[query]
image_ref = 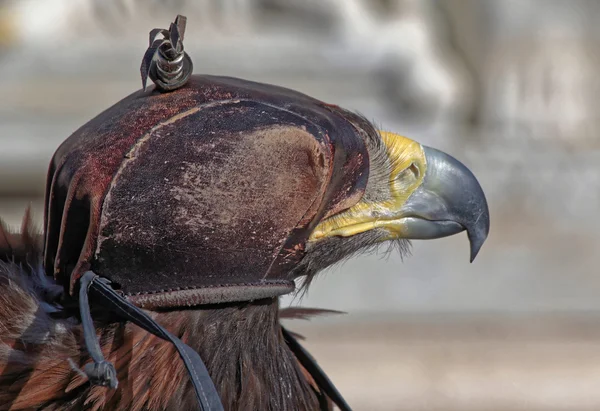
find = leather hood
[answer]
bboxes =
[43,75,372,309]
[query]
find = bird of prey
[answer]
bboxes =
[0,15,489,411]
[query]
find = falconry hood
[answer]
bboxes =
[44,52,371,311]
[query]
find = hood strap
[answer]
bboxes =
[282,326,352,411]
[78,271,224,411]
[78,272,118,388]
[78,270,348,411]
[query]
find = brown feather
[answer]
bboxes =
[280,307,346,321]
[0,207,43,267]
[279,307,346,341]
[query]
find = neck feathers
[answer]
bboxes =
[0,272,322,410]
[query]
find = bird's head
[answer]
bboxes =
[33,15,491,410]
[44,75,489,308]
[298,126,489,283]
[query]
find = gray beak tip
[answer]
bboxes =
[467,215,490,263]
[421,146,490,263]
[469,245,481,263]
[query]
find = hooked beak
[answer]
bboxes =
[399,146,489,261]
[310,134,490,262]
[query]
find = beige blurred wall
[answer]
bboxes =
[1,2,600,409]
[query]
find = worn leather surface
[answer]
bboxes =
[43,75,371,307]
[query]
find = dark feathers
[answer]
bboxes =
[295,228,411,292]
[0,207,42,267]
[279,307,346,321]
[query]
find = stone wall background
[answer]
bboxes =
[1,1,599,409]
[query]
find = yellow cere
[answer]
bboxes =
[309,131,427,241]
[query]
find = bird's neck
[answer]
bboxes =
[149,298,322,411]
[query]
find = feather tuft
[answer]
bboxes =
[280,307,346,321]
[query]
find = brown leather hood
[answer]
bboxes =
[43,75,371,309]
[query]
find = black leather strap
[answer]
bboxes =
[78,271,347,411]
[79,272,118,389]
[282,326,352,411]
[80,271,224,411]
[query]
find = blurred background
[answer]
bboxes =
[1,0,600,409]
